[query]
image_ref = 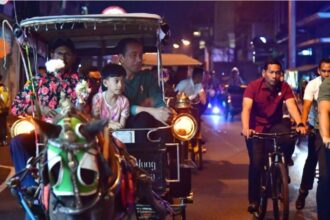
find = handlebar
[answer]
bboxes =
[251,131,298,140]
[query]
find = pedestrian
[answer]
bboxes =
[241,59,307,215]
[228,67,244,86]
[316,74,330,220]
[295,58,330,210]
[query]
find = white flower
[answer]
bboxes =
[45,59,65,73]
[75,80,91,104]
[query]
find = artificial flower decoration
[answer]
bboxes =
[45,59,65,75]
[75,80,91,104]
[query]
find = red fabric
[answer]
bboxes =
[243,77,294,132]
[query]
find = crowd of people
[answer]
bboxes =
[2,35,330,220]
[241,58,330,220]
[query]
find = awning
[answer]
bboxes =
[288,64,317,72]
[143,53,202,66]
[297,38,330,48]
[297,12,330,27]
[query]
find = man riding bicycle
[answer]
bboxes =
[241,59,307,214]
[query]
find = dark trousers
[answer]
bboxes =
[9,132,37,188]
[0,113,7,142]
[299,130,322,191]
[246,122,295,203]
[317,145,330,220]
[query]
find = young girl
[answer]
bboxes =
[92,64,129,130]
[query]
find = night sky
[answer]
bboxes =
[86,1,215,42]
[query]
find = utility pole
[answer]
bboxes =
[288,1,296,68]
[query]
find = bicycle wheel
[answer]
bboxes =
[257,169,268,220]
[271,163,289,220]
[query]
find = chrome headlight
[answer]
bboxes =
[171,113,198,141]
[10,118,35,137]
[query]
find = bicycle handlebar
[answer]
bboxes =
[251,131,298,139]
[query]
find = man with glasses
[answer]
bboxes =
[241,59,306,214]
[296,58,330,210]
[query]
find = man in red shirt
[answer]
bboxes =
[241,59,306,214]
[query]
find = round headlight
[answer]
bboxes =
[10,118,35,137]
[171,113,198,141]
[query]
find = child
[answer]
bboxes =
[92,64,129,130]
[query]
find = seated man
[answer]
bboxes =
[175,67,207,115]
[117,38,173,139]
[10,38,80,187]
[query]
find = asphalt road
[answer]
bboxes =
[0,115,318,220]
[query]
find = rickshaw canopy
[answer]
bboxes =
[143,53,202,66]
[19,13,163,56]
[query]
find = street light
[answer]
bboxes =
[181,39,191,46]
[173,43,180,49]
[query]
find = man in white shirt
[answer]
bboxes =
[296,58,330,210]
[175,67,207,106]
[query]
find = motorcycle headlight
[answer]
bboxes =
[10,118,35,137]
[171,113,198,141]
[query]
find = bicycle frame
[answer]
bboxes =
[251,131,297,220]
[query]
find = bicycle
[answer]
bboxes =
[251,131,297,220]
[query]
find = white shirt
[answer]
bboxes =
[175,78,204,100]
[303,76,323,127]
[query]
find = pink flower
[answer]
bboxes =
[62,82,67,89]
[48,99,56,109]
[38,77,46,87]
[41,87,49,95]
[71,74,79,80]
[11,106,17,115]
[71,91,77,99]
[49,82,58,92]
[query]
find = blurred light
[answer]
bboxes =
[193,31,201,37]
[259,37,267,43]
[199,40,206,49]
[209,115,221,126]
[298,48,312,56]
[102,6,126,15]
[0,0,9,5]
[207,103,212,109]
[173,43,180,49]
[212,106,220,114]
[181,39,191,46]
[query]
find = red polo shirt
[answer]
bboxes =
[243,77,294,132]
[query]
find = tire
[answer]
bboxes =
[271,163,289,220]
[257,169,268,220]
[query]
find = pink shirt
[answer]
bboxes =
[92,92,129,122]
